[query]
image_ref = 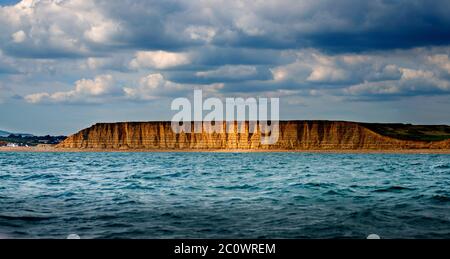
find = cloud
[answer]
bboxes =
[129,51,190,70]
[184,26,216,43]
[190,0,450,51]
[343,67,450,98]
[0,0,450,110]
[228,47,449,100]
[427,54,450,75]
[124,73,223,101]
[0,50,19,74]
[270,51,356,84]
[123,73,182,100]
[15,46,450,106]
[25,74,115,104]
[79,55,132,72]
[84,19,121,44]
[11,30,26,43]
[343,78,450,98]
[0,0,121,58]
[196,65,257,80]
[2,0,450,135]
[2,0,450,60]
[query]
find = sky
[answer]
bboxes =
[1,0,450,135]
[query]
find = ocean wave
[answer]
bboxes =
[1,152,449,238]
[433,164,450,169]
[373,186,415,193]
[0,215,55,222]
[431,195,450,203]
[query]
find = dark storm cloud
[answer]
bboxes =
[2,0,450,59]
[98,0,189,51]
[104,0,450,53]
[1,0,450,105]
[254,0,450,52]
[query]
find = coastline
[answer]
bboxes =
[2,146,450,154]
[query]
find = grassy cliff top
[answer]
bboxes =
[362,123,450,142]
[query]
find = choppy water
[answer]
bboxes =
[0,152,449,239]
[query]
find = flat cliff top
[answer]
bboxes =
[362,123,450,142]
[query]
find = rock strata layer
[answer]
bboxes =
[57,121,450,150]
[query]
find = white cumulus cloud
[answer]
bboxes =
[11,30,26,43]
[129,51,190,70]
[427,54,450,74]
[124,73,223,101]
[25,74,115,104]
[0,0,122,57]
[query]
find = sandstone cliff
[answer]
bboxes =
[57,121,450,150]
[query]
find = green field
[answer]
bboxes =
[363,123,450,142]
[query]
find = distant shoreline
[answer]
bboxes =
[2,146,450,154]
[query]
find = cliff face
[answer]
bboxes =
[57,121,450,150]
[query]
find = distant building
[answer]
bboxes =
[6,143,19,147]
[0,141,7,147]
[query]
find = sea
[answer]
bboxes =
[0,152,449,239]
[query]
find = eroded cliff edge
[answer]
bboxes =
[56,121,450,150]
